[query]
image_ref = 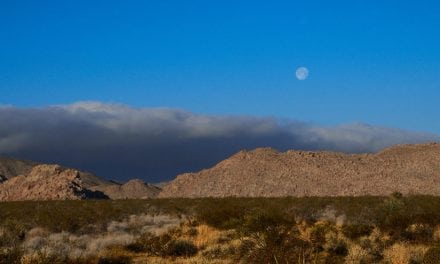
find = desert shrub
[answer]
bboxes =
[21,251,68,264]
[238,226,314,264]
[128,230,196,257]
[323,232,348,256]
[97,250,132,264]
[357,236,385,262]
[383,243,427,264]
[127,232,171,254]
[345,244,372,264]
[0,219,26,247]
[97,256,131,264]
[186,227,198,237]
[216,230,236,244]
[402,224,434,243]
[201,244,236,260]
[164,240,198,257]
[307,221,336,250]
[342,224,374,240]
[423,246,440,264]
[195,199,247,229]
[241,209,286,235]
[0,247,23,264]
[375,195,411,235]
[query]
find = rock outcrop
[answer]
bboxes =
[0,165,108,201]
[0,161,161,201]
[159,143,440,197]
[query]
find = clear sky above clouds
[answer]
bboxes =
[1,1,439,134]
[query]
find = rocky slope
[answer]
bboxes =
[159,143,440,197]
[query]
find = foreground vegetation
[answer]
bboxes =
[2,194,440,263]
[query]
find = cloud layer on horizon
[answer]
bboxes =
[0,101,438,182]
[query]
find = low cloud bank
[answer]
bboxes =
[0,102,438,182]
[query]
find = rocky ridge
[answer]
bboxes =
[159,143,440,197]
[0,160,161,201]
[0,164,107,201]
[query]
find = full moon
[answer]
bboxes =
[295,67,309,80]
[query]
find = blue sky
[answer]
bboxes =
[1,1,440,133]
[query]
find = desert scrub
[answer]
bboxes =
[128,227,197,258]
[237,225,315,264]
[4,197,440,263]
[165,240,198,257]
[20,214,181,262]
[0,247,23,264]
[201,244,236,260]
[402,223,434,243]
[0,219,26,247]
[0,220,26,264]
[341,223,374,240]
[423,245,440,264]
[306,221,337,250]
[383,243,428,264]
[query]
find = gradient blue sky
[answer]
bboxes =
[1,1,439,133]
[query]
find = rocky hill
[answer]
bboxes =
[0,159,161,201]
[159,143,440,197]
[0,165,108,201]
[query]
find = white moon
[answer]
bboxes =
[295,67,309,80]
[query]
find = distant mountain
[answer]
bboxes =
[0,157,37,180]
[0,159,161,201]
[91,179,161,199]
[159,143,440,197]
